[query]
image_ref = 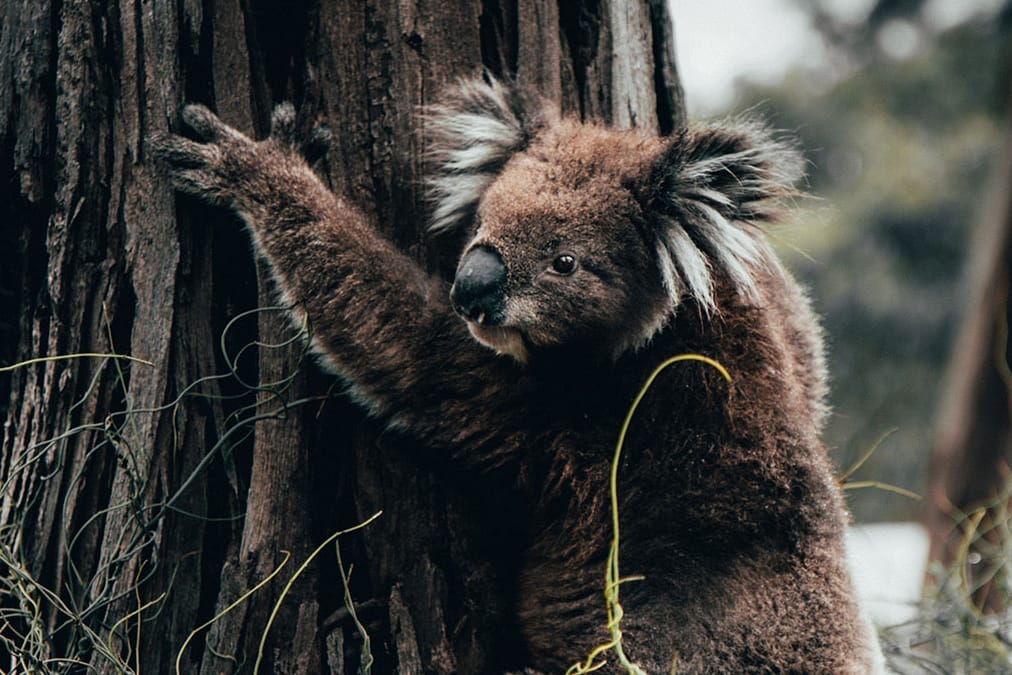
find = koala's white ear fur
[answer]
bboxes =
[424,76,545,234]
[648,119,804,312]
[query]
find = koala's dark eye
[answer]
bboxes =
[551,254,578,275]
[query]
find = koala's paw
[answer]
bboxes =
[269,103,332,167]
[149,104,256,206]
[151,103,331,206]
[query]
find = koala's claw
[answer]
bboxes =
[149,133,227,202]
[181,104,240,142]
[149,110,238,202]
[303,124,332,166]
[269,103,331,165]
[148,132,215,169]
[270,103,298,146]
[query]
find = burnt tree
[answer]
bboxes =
[0,0,683,672]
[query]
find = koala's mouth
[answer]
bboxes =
[466,322,529,364]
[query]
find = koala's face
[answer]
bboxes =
[449,122,671,362]
[430,78,803,364]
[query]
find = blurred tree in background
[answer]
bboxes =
[730,0,1011,523]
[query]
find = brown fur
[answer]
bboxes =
[151,82,883,673]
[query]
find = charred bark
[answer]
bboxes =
[0,1,683,672]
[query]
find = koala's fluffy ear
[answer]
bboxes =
[643,119,805,312]
[424,75,546,234]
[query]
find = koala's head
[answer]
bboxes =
[425,77,803,363]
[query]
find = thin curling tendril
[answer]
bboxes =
[567,354,731,675]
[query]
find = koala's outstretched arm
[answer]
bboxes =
[151,104,525,453]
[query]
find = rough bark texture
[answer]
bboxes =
[925,91,1012,611]
[0,1,683,672]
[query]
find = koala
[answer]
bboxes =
[152,77,885,673]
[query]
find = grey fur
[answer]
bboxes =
[425,77,546,234]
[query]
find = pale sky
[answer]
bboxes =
[669,0,1003,116]
[670,0,828,115]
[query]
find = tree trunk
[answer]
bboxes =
[924,87,1012,611]
[0,1,683,672]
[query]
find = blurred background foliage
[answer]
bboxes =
[723,0,1011,521]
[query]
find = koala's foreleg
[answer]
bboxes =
[151,104,525,448]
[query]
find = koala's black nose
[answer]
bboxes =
[451,245,507,324]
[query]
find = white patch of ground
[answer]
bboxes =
[846,522,930,627]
